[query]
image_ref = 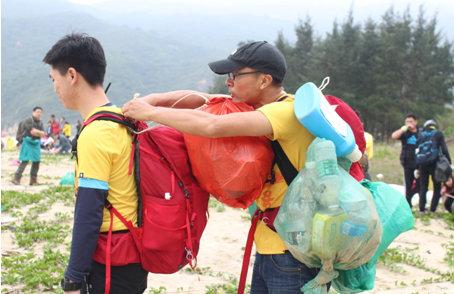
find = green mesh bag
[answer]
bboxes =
[332,180,415,293]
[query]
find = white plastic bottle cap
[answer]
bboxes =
[164,192,172,200]
[346,145,362,162]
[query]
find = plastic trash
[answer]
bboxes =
[183,97,273,208]
[59,172,75,186]
[274,138,382,294]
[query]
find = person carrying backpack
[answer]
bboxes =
[43,34,148,294]
[415,119,451,213]
[123,41,365,293]
[11,106,46,185]
[391,114,420,208]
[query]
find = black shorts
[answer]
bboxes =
[81,262,148,294]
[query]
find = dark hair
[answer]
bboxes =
[43,33,106,86]
[271,76,283,86]
[33,106,43,112]
[405,113,417,120]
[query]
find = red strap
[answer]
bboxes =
[103,201,143,294]
[237,212,259,294]
[105,208,114,294]
[84,113,123,126]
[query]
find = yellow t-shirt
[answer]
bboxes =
[75,105,138,232]
[256,95,314,254]
[63,123,72,137]
[364,132,374,160]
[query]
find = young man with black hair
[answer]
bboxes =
[12,106,46,185]
[123,41,321,292]
[391,114,420,208]
[43,33,147,294]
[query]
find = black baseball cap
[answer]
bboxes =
[208,41,287,81]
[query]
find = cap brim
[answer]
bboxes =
[208,58,244,75]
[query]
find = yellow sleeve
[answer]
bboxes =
[257,100,296,141]
[77,122,122,182]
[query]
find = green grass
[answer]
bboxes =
[14,216,70,247]
[1,186,74,292]
[1,186,74,213]
[2,247,67,293]
[368,143,403,184]
[209,197,226,212]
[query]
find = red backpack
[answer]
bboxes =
[75,112,210,292]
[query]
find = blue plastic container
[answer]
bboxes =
[294,82,362,162]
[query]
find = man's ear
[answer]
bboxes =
[67,67,78,85]
[259,74,273,89]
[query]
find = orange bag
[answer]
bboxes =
[183,97,273,208]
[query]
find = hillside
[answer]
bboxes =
[1,11,222,127]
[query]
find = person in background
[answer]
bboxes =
[11,106,46,185]
[441,170,454,213]
[360,131,374,180]
[391,114,420,208]
[49,114,61,140]
[76,120,83,134]
[63,119,72,138]
[415,119,451,213]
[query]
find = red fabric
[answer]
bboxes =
[136,126,210,273]
[50,121,60,135]
[184,97,274,208]
[93,232,141,266]
[325,95,366,181]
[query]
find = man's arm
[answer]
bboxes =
[30,128,46,138]
[64,185,106,284]
[122,98,273,138]
[391,126,407,140]
[140,90,228,109]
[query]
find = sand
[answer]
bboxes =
[1,150,452,293]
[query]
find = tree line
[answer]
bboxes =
[210,7,454,141]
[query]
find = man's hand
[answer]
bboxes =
[64,290,80,294]
[122,99,154,121]
[30,128,45,138]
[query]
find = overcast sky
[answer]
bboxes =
[69,0,453,40]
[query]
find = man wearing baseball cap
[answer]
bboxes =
[123,41,319,292]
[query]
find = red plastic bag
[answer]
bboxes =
[183,97,273,208]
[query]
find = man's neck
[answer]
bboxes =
[254,86,286,109]
[77,86,110,119]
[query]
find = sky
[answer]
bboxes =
[68,0,454,40]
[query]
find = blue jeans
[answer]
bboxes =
[251,251,319,293]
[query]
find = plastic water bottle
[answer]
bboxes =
[286,201,313,253]
[294,82,362,162]
[284,161,316,253]
[310,139,348,259]
[313,139,341,209]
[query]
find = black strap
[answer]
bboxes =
[271,140,298,186]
